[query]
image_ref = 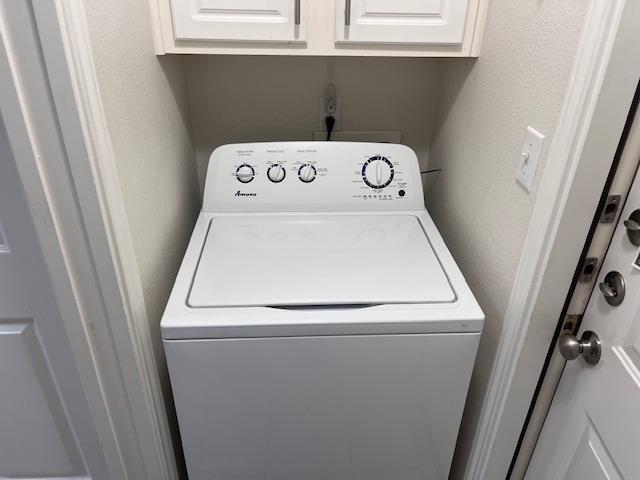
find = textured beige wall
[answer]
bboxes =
[184,55,443,190]
[426,1,587,478]
[83,1,199,461]
[84,0,199,332]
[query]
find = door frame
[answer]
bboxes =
[16,1,640,480]
[463,1,640,479]
[510,81,640,480]
[1,1,178,479]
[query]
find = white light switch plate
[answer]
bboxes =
[517,126,545,192]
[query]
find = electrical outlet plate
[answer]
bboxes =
[319,96,342,131]
[311,130,402,143]
[516,126,545,192]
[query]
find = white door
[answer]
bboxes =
[170,0,305,42]
[335,0,470,44]
[0,103,110,478]
[525,166,640,478]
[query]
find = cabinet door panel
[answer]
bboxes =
[365,0,443,15]
[170,0,304,42]
[337,0,470,45]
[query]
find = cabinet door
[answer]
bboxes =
[170,0,304,42]
[336,0,470,45]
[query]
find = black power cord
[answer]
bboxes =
[325,115,336,141]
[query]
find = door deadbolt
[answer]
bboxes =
[598,271,625,306]
[558,330,601,365]
[623,209,640,246]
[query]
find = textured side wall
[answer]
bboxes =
[83,1,199,468]
[184,55,443,190]
[426,1,587,478]
[83,0,199,337]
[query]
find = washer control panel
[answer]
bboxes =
[204,142,424,212]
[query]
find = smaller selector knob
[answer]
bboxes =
[235,164,255,183]
[267,164,286,183]
[298,164,317,183]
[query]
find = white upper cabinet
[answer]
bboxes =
[336,0,470,45]
[170,0,304,42]
[150,0,487,56]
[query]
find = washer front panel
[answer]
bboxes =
[166,333,480,480]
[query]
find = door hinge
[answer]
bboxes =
[600,194,621,223]
[578,257,598,283]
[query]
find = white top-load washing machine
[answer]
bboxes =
[162,142,484,480]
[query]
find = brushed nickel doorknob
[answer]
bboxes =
[558,330,601,365]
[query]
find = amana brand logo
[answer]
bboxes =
[235,190,257,197]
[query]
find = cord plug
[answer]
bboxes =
[325,115,336,141]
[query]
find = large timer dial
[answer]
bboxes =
[362,156,394,189]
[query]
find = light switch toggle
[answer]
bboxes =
[517,126,545,192]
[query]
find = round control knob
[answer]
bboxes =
[235,164,255,183]
[362,156,394,189]
[298,164,317,183]
[267,163,286,183]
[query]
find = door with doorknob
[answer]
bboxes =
[525,165,640,478]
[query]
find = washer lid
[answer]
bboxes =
[188,215,455,308]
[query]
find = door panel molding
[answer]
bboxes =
[614,346,640,389]
[563,416,622,480]
[0,321,84,477]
